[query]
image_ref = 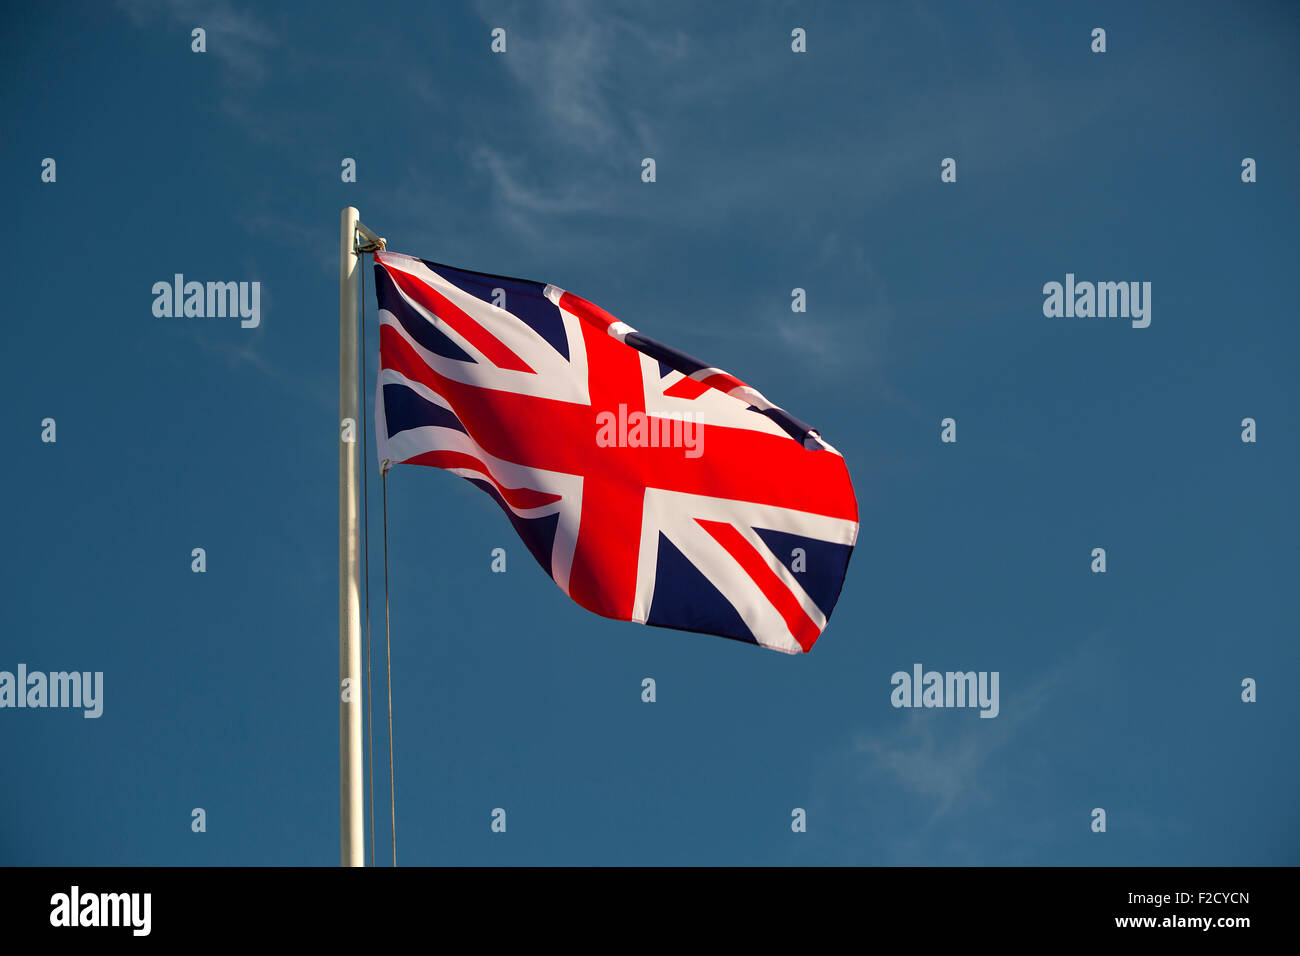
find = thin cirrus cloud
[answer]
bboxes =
[850,634,1103,821]
[475,0,686,157]
[117,0,278,85]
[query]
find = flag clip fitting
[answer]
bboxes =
[354,221,386,254]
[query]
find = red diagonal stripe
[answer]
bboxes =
[663,376,711,399]
[382,262,535,373]
[558,290,622,334]
[406,450,561,510]
[698,371,745,393]
[694,519,821,652]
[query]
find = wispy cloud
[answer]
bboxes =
[242,212,337,278]
[462,0,694,239]
[117,0,278,85]
[469,145,613,241]
[851,633,1105,818]
[147,320,333,412]
[478,0,687,159]
[788,633,1109,864]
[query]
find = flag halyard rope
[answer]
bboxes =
[381,458,396,866]
[360,251,376,868]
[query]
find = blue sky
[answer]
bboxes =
[1,0,1296,865]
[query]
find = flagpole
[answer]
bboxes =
[340,208,386,867]
[339,207,365,866]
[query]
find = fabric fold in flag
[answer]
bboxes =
[373,250,859,653]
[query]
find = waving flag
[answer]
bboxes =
[373,251,858,653]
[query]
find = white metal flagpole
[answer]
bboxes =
[340,207,386,867]
[339,207,365,866]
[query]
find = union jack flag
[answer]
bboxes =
[373,251,858,653]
